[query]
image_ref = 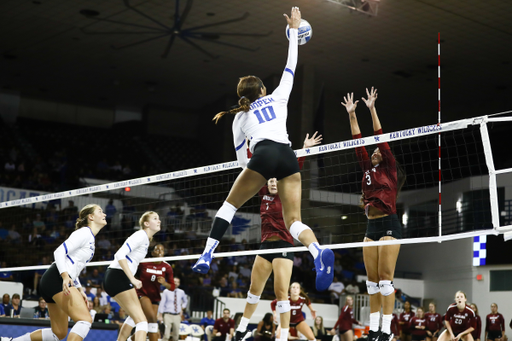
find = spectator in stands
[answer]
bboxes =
[343,279,360,295]
[213,308,235,341]
[33,297,50,319]
[312,316,326,341]
[328,277,345,304]
[228,265,239,282]
[32,256,49,295]
[0,301,4,317]
[5,159,16,172]
[88,300,97,321]
[400,301,415,341]
[2,293,11,315]
[334,260,343,274]
[255,313,275,341]
[86,267,104,288]
[470,304,481,341]
[28,226,44,249]
[425,303,443,341]
[92,296,103,314]
[105,199,117,227]
[7,224,21,244]
[201,310,216,331]
[96,287,110,306]
[103,304,115,320]
[85,283,95,301]
[0,261,14,281]
[32,214,45,232]
[22,217,33,231]
[485,303,505,341]
[227,282,243,298]
[6,293,21,317]
[62,200,78,218]
[97,234,112,250]
[410,307,427,341]
[114,308,129,326]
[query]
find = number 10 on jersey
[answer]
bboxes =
[254,106,276,124]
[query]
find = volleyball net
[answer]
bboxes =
[1,113,512,275]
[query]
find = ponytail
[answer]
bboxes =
[212,96,251,124]
[75,204,99,230]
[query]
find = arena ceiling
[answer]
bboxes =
[0,0,511,131]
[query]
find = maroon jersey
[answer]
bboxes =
[472,315,482,340]
[214,318,235,336]
[425,312,443,332]
[354,129,397,215]
[391,314,399,336]
[271,295,310,324]
[334,305,357,331]
[410,317,427,336]
[486,313,505,332]
[259,187,294,244]
[445,304,476,335]
[136,261,174,302]
[400,311,415,334]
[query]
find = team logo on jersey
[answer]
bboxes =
[162,267,166,271]
[387,230,392,236]
[283,252,287,257]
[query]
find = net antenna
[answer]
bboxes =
[326,0,380,17]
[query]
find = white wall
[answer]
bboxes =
[396,238,474,310]
[471,265,512,327]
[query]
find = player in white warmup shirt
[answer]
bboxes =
[192,10,334,341]
[103,211,161,341]
[2,204,106,341]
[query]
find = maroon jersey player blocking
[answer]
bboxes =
[342,88,405,341]
[438,291,475,341]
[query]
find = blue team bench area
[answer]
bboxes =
[0,318,118,340]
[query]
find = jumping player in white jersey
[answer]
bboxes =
[192,7,334,297]
[103,211,161,341]
[2,204,106,341]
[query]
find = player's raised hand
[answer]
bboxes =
[342,92,359,114]
[303,131,323,148]
[361,87,378,110]
[284,6,301,29]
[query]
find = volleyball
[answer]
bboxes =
[286,19,312,45]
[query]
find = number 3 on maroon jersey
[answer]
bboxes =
[366,173,372,185]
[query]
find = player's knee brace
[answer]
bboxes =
[216,201,237,222]
[247,291,261,304]
[290,221,311,242]
[148,323,159,333]
[276,300,291,314]
[125,316,136,328]
[69,321,92,339]
[136,321,149,333]
[41,328,60,341]
[366,280,380,295]
[379,280,395,296]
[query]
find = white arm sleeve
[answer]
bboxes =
[53,229,85,275]
[114,231,144,262]
[233,115,248,169]
[271,28,298,101]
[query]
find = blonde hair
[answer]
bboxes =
[139,211,157,230]
[75,204,99,230]
[455,290,467,299]
[312,316,325,337]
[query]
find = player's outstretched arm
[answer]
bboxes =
[362,87,382,132]
[342,92,361,136]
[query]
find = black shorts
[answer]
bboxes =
[412,335,426,341]
[487,331,503,340]
[39,263,64,304]
[339,330,350,335]
[104,268,134,297]
[247,140,300,180]
[366,214,402,240]
[258,240,294,263]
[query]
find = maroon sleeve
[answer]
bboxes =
[247,148,252,158]
[271,299,277,312]
[374,129,390,151]
[476,316,482,338]
[333,309,345,330]
[352,133,370,170]
[500,314,505,331]
[259,186,268,198]
[165,262,175,291]
[437,314,443,330]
